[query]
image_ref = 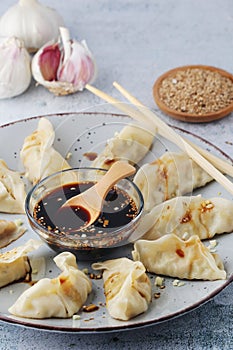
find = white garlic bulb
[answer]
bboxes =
[0,0,64,53]
[32,27,97,96]
[0,37,31,99]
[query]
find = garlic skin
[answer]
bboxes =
[32,27,97,96]
[0,0,64,53]
[0,37,31,99]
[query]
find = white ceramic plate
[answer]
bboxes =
[0,112,233,333]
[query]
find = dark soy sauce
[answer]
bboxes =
[55,204,91,231]
[33,182,138,236]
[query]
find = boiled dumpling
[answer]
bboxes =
[0,239,42,287]
[0,159,26,213]
[135,195,233,241]
[9,252,92,319]
[133,152,212,211]
[92,124,154,169]
[0,219,26,248]
[20,118,75,185]
[132,234,226,280]
[92,257,151,321]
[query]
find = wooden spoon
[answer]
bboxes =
[60,161,136,229]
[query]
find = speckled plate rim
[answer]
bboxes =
[0,111,233,334]
[153,65,233,123]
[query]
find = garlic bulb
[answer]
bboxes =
[0,0,64,53]
[0,37,31,99]
[32,27,97,96]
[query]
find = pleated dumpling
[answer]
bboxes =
[132,234,226,280]
[0,239,42,288]
[9,252,92,319]
[0,159,26,213]
[92,257,151,321]
[20,118,75,185]
[0,219,26,248]
[133,152,212,211]
[92,124,154,169]
[137,195,233,241]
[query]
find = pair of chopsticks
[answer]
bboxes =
[85,83,233,196]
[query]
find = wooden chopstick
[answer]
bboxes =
[87,82,233,177]
[85,83,233,196]
[112,81,233,193]
[182,138,233,177]
[85,85,156,133]
[112,82,233,178]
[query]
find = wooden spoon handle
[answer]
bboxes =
[93,161,136,200]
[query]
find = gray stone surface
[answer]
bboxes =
[0,0,233,349]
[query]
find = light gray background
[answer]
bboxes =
[0,0,233,349]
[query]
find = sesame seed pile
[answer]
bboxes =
[159,68,233,115]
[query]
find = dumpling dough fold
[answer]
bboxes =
[134,196,233,241]
[132,235,226,280]
[92,257,151,321]
[0,239,42,287]
[9,252,92,319]
[0,159,26,213]
[133,152,212,211]
[20,118,74,185]
[0,219,26,248]
[92,124,154,169]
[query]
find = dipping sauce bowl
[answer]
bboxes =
[25,167,144,259]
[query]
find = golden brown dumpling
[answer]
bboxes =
[0,219,26,248]
[20,118,75,185]
[92,257,151,321]
[134,152,212,211]
[92,124,154,169]
[9,252,92,319]
[136,195,233,241]
[132,234,226,280]
[0,159,26,213]
[0,239,42,288]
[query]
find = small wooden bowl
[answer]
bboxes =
[153,65,233,123]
